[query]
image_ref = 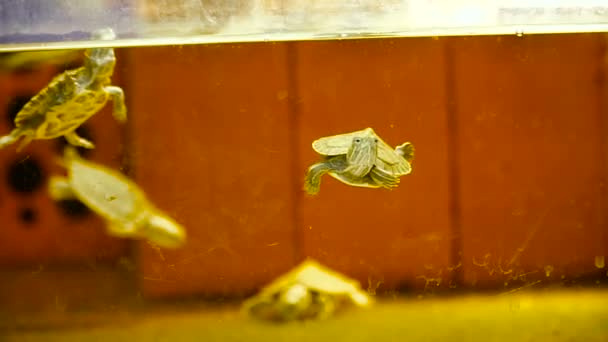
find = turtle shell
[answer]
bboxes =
[312,127,412,177]
[312,127,375,156]
[256,259,370,306]
[15,68,110,139]
[64,149,148,224]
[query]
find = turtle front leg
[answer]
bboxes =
[65,131,95,149]
[104,86,127,123]
[304,161,334,195]
[48,176,76,200]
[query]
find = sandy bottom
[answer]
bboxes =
[3,289,608,341]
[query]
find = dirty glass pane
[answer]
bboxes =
[1,0,608,50]
[1,0,607,341]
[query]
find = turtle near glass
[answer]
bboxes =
[304,127,414,195]
[48,147,186,248]
[0,28,126,151]
[242,259,371,322]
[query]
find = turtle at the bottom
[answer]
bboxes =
[48,147,186,248]
[0,28,126,151]
[304,127,414,195]
[242,259,371,322]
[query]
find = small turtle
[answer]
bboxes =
[242,259,371,322]
[0,28,126,151]
[48,147,186,248]
[304,127,414,195]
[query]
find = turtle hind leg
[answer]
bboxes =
[104,86,127,123]
[65,131,95,149]
[0,128,25,149]
[48,176,76,200]
[396,142,415,162]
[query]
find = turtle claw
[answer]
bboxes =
[304,180,320,196]
[303,174,321,196]
[65,131,95,149]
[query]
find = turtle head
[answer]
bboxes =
[84,28,117,81]
[345,135,377,177]
[142,212,187,249]
[91,28,116,41]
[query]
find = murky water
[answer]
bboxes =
[0,29,607,340]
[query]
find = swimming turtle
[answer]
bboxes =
[48,147,186,248]
[0,28,126,151]
[242,259,371,322]
[304,127,414,195]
